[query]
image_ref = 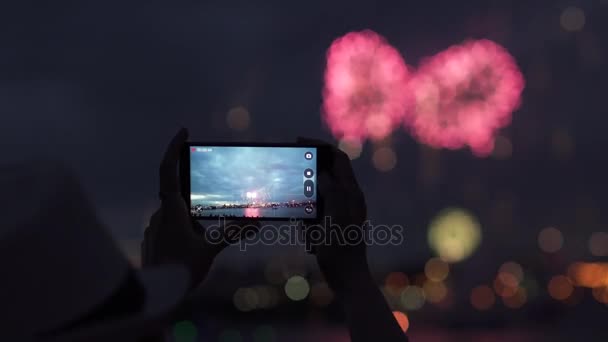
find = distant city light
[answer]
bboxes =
[538,227,564,253]
[392,311,410,332]
[548,275,574,301]
[424,258,450,282]
[372,146,397,172]
[226,106,250,131]
[400,286,426,310]
[428,208,482,263]
[589,232,608,256]
[323,30,411,142]
[471,285,495,310]
[560,7,586,32]
[285,276,310,301]
[494,275,518,298]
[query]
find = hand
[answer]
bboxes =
[297,138,369,293]
[142,128,257,289]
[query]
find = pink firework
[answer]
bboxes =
[406,39,524,156]
[323,30,411,142]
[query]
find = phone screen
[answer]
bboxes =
[189,145,318,220]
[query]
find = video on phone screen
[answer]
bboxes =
[190,146,317,219]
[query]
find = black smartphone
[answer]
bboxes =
[181,143,325,221]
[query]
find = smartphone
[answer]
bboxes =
[181,143,324,221]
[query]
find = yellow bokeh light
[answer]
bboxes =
[428,208,482,263]
[400,286,425,310]
[425,258,449,282]
[589,232,608,257]
[392,311,410,332]
[372,146,397,172]
[538,227,563,253]
[339,139,363,160]
[284,275,310,301]
[226,106,250,131]
[471,285,495,311]
[560,7,585,32]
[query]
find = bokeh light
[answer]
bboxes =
[502,287,527,309]
[285,275,310,301]
[400,286,426,310]
[425,258,450,282]
[423,280,448,303]
[392,311,410,332]
[589,232,608,256]
[385,272,409,296]
[498,262,524,285]
[323,30,411,142]
[226,106,250,131]
[494,275,518,298]
[492,135,513,159]
[538,227,564,253]
[428,208,482,263]
[471,285,495,310]
[548,275,573,301]
[592,287,608,304]
[173,320,197,342]
[338,139,363,160]
[568,262,608,288]
[310,282,334,307]
[405,39,524,156]
[218,329,243,342]
[372,146,397,172]
[560,7,585,32]
[253,325,276,342]
[233,287,259,312]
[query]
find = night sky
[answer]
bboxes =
[2,0,608,271]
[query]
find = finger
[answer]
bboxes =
[330,147,361,190]
[159,128,188,197]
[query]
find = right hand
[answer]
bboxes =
[297,138,369,293]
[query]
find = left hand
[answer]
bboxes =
[142,128,258,289]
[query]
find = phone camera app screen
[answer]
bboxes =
[190,146,317,219]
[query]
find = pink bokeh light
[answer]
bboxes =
[405,39,525,156]
[322,30,412,142]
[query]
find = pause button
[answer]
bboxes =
[304,180,314,197]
